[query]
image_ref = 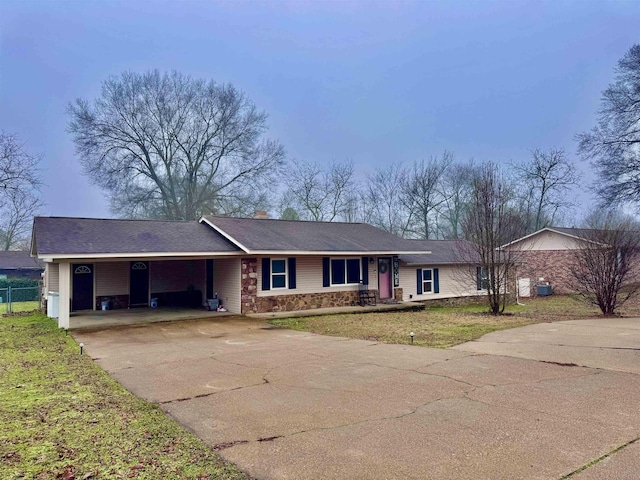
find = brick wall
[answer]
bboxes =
[517,250,577,295]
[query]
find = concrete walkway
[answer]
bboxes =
[74,317,640,480]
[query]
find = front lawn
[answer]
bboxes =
[0,301,40,314]
[0,313,247,480]
[269,295,608,348]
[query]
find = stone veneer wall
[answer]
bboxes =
[255,290,364,313]
[240,258,258,314]
[516,250,577,295]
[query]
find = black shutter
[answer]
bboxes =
[476,266,482,290]
[322,257,330,287]
[416,269,423,295]
[262,258,270,291]
[361,256,369,285]
[288,258,296,289]
[434,268,440,294]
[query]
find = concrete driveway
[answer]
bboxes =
[74,317,640,480]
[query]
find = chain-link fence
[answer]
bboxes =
[0,285,41,314]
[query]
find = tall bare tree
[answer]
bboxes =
[511,148,581,233]
[0,132,43,250]
[364,163,412,236]
[460,163,523,314]
[403,152,453,239]
[577,44,640,209]
[283,159,357,222]
[67,70,285,220]
[439,159,474,239]
[568,210,640,315]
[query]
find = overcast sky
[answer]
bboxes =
[1,0,639,220]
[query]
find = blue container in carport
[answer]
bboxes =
[101,300,109,310]
[537,285,552,296]
[150,298,158,308]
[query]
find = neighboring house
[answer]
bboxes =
[0,251,44,281]
[32,216,436,329]
[501,227,595,295]
[398,239,484,301]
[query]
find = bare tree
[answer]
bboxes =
[364,163,412,236]
[439,159,474,239]
[511,148,581,233]
[577,45,640,209]
[1,190,43,250]
[67,70,285,220]
[460,163,523,314]
[403,152,453,239]
[0,132,43,250]
[568,210,640,315]
[283,159,357,221]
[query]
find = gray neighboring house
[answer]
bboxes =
[31,216,432,329]
[398,239,483,301]
[0,251,44,281]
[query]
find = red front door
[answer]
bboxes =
[378,257,392,299]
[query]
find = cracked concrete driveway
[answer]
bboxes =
[74,317,640,480]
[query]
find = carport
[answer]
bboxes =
[47,256,242,329]
[31,217,244,329]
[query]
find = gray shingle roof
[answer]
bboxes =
[202,216,421,253]
[32,217,240,256]
[399,239,479,265]
[547,227,600,239]
[0,251,44,269]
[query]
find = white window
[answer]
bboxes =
[331,258,361,285]
[271,259,287,289]
[422,269,433,293]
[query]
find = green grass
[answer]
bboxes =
[0,300,40,314]
[0,313,248,480]
[270,296,608,349]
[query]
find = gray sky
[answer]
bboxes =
[1,0,639,219]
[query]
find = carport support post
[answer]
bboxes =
[58,263,71,330]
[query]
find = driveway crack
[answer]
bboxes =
[558,436,640,479]
[159,378,269,405]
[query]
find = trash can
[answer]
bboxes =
[150,298,158,308]
[101,299,110,311]
[207,298,219,310]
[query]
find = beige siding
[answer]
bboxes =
[257,256,376,297]
[150,260,205,294]
[95,262,129,296]
[510,231,582,251]
[212,258,240,314]
[400,264,479,301]
[46,263,59,293]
